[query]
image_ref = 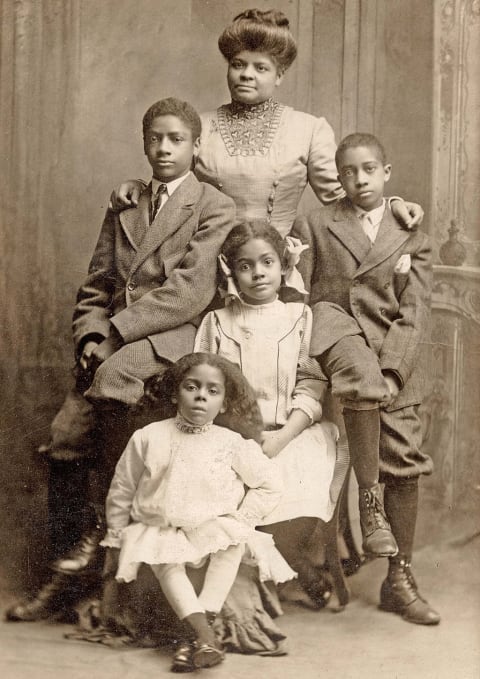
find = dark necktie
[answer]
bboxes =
[150,183,168,224]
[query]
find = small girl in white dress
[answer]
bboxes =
[101,352,294,673]
[195,221,348,605]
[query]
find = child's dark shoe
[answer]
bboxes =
[170,642,195,673]
[192,641,225,669]
[296,561,333,609]
[358,484,398,557]
[379,556,440,625]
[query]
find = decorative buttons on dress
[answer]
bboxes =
[218,183,223,189]
[384,282,390,289]
[380,308,387,315]
[273,180,279,187]
[244,330,252,339]
[127,282,136,291]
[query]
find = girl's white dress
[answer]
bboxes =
[101,417,296,584]
[195,298,346,524]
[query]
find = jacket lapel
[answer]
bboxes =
[355,208,411,277]
[118,184,152,251]
[327,199,372,264]
[129,174,200,273]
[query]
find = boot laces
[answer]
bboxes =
[362,489,389,531]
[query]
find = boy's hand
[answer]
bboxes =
[383,372,401,401]
[261,429,288,459]
[90,331,124,370]
[109,180,144,211]
[391,200,424,230]
[80,340,100,371]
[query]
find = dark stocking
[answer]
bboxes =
[48,458,90,559]
[343,407,380,488]
[383,476,419,559]
[90,402,134,509]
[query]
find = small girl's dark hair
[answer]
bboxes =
[142,97,202,141]
[221,219,286,271]
[137,352,264,443]
[218,8,297,72]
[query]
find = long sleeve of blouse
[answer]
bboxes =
[102,429,147,548]
[307,115,345,206]
[231,440,283,526]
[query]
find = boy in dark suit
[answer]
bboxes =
[292,133,439,625]
[7,98,236,621]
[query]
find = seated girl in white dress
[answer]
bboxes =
[100,352,294,673]
[194,221,348,603]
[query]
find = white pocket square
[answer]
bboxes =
[394,254,411,274]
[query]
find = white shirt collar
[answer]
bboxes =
[151,171,190,197]
[353,198,386,227]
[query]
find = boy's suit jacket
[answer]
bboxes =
[73,174,235,363]
[292,197,432,411]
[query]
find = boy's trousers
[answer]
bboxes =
[45,338,171,555]
[47,338,171,463]
[320,335,433,481]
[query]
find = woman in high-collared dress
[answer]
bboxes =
[115,10,421,234]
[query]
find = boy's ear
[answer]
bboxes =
[171,396,177,404]
[192,137,201,159]
[384,164,392,182]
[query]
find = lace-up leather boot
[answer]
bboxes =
[51,504,105,575]
[358,483,398,557]
[380,555,440,625]
[5,572,96,622]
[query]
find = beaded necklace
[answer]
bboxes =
[174,413,213,435]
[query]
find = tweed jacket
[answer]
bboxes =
[72,174,235,363]
[292,198,432,411]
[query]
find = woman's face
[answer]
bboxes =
[227,50,283,105]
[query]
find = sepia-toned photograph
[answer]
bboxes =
[1,1,479,677]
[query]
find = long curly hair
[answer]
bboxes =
[218,8,297,72]
[137,353,264,443]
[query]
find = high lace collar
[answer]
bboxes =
[228,98,279,118]
[217,98,284,156]
[174,413,213,435]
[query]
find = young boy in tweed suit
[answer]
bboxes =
[292,133,439,625]
[7,98,236,622]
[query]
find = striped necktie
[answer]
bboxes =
[150,183,168,224]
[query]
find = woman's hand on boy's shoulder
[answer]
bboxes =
[109,179,145,211]
[391,199,424,230]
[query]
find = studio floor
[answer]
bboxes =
[1,517,479,679]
